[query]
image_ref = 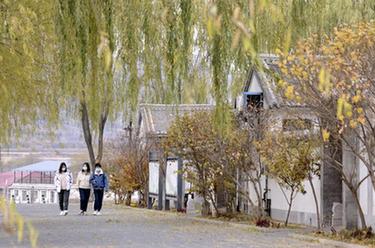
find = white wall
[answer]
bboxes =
[268,176,320,226]
[248,175,321,226]
[248,73,263,94]
[149,162,159,194]
[267,176,320,213]
[358,158,375,228]
[166,160,178,196]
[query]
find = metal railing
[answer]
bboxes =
[13,171,54,184]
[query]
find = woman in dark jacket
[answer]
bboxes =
[90,163,109,215]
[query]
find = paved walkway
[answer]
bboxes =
[0,203,360,248]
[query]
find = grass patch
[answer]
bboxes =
[314,227,375,247]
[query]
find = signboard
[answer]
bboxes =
[166,160,178,196]
[148,161,159,194]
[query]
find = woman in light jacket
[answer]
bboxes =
[54,162,73,216]
[77,162,91,215]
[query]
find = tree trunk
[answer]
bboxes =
[201,187,211,216]
[142,182,148,208]
[250,178,263,217]
[208,191,219,217]
[308,173,321,229]
[285,189,295,227]
[125,191,132,206]
[96,105,109,163]
[81,100,96,166]
[351,188,367,229]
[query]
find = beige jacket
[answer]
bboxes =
[77,171,91,189]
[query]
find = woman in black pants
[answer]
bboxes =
[54,162,73,216]
[90,163,109,215]
[77,162,91,215]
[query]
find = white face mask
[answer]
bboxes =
[95,168,102,174]
[82,166,87,171]
[62,167,67,172]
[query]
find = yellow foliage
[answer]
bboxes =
[337,97,344,121]
[0,197,38,247]
[343,102,353,118]
[322,129,330,142]
[207,19,214,37]
[349,119,358,128]
[284,85,295,100]
[318,68,331,93]
[277,79,287,88]
[27,221,39,248]
[278,21,375,134]
[358,115,366,124]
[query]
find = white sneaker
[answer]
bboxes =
[64,210,68,216]
[93,211,97,215]
[96,211,102,216]
[59,211,65,216]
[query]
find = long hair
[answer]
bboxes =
[59,162,67,174]
[82,162,91,173]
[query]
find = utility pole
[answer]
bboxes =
[124,121,133,143]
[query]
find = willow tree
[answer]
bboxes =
[0,1,57,246]
[0,0,58,144]
[230,0,375,89]
[56,0,117,165]
[2,0,375,164]
[138,0,207,105]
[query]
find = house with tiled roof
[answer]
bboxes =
[233,54,324,227]
[137,104,215,211]
[138,104,215,138]
[235,54,375,230]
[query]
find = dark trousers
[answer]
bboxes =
[94,189,104,211]
[79,188,91,211]
[58,190,70,211]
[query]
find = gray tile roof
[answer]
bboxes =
[138,104,215,136]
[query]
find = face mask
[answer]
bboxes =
[82,167,87,171]
[95,168,102,174]
[62,167,67,172]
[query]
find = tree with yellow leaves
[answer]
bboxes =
[106,134,151,207]
[277,21,375,228]
[257,132,320,227]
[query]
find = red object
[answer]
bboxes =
[0,172,15,188]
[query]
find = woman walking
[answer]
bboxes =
[77,162,91,215]
[90,163,109,215]
[54,162,73,216]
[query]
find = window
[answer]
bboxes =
[282,119,312,132]
[245,93,263,110]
